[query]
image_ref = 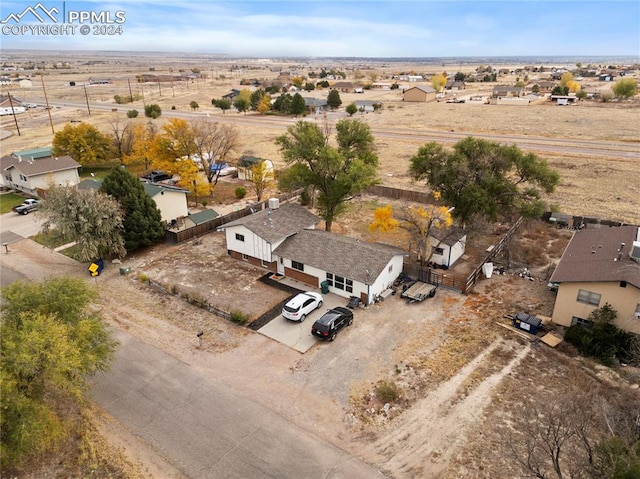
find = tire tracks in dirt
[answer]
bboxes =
[362,338,530,478]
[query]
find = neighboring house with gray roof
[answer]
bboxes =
[218,201,320,270]
[274,229,405,304]
[78,178,190,224]
[1,147,80,195]
[549,225,640,333]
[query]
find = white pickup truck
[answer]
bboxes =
[12,198,39,215]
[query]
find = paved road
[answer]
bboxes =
[92,329,386,479]
[22,99,640,161]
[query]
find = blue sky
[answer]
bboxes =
[1,1,639,57]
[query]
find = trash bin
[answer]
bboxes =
[320,280,329,294]
[119,266,131,275]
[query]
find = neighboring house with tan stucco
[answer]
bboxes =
[403,85,436,102]
[549,225,640,334]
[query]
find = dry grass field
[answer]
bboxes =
[2,53,639,223]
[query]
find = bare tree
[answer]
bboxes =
[191,120,239,189]
[107,115,135,163]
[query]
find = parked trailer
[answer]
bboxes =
[401,281,437,303]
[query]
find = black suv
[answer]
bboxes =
[142,170,171,182]
[311,306,354,341]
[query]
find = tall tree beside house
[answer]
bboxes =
[250,88,267,110]
[327,89,342,110]
[290,92,306,116]
[410,137,560,225]
[257,94,272,114]
[107,116,135,163]
[0,277,115,471]
[52,123,112,166]
[100,168,165,252]
[39,185,126,261]
[191,120,239,189]
[233,89,251,115]
[431,73,447,92]
[250,160,274,202]
[559,72,574,88]
[276,118,379,231]
[211,97,232,114]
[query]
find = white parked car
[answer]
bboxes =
[282,292,323,322]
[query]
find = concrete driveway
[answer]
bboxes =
[0,210,44,245]
[258,291,348,353]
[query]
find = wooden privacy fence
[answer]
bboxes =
[463,216,524,293]
[365,185,432,204]
[165,190,301,244]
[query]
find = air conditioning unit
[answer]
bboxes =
[268,198,279,210]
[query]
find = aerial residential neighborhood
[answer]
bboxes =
[1,1,639,478]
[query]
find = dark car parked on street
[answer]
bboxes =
[311,306,353,341]
[141,170,171,182]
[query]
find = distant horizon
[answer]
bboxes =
[2,49,638,66]
[1,1,639,58]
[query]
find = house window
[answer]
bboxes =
[571,316,592,328]
[434,247,445,256]
[327,273,353,293]
[19,174,27,181]
[242,253,248,261]
[326,272,333,286]
[577,289,601,306]
[346,279,353,293]
[235,233,245,242]
[291,261,304,272]
[388,265,393,273]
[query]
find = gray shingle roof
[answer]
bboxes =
[274,229,405,284]
[221,203,320,244]
[1,154,80,176]
[550,225,640,288]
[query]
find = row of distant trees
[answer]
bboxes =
[211,89,344,116]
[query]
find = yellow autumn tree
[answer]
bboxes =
[369,193,453,265]
[257,94,272,114]
[250,160,274,202]
[431,73,447,92]
[560,72,574,87]
[123,122,159,173]
[566,80,581,93]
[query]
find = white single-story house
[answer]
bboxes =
[78,178,190,224]
[219,201,321,269]
[353,100,383,113]
[1,147,80,195]
[273,229,406,304]
[237,156,275,181]
[428,228,467,268]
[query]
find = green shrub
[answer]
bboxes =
[235,186,247,199]
[127,109,139,118]
[375,380,400,402]
[230,310,248,325]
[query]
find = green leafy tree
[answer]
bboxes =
[39,185,125,261]
[612,78,638,99]
[189,100,199,111]
[250,88,266,110]
[291,92,306,116]
[0,277,115,469]
[454,72,465,81]
[304,82,315,91]
[127,109,139,118]
[552,85,569,96]
[273,93,292,113]
[100,167,165,252]
[327,89,342,109]
[276,118,379,231]
[144,103,162,119]
[410,137,560,224]
[233,96,250,115]
[52,123,111,166]
[346,102,358,116]
[212,97,232,114]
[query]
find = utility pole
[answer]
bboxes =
[6,92,21,136]
[40,74,54,134]
[127,78,134,102]
[83,83,91,115]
